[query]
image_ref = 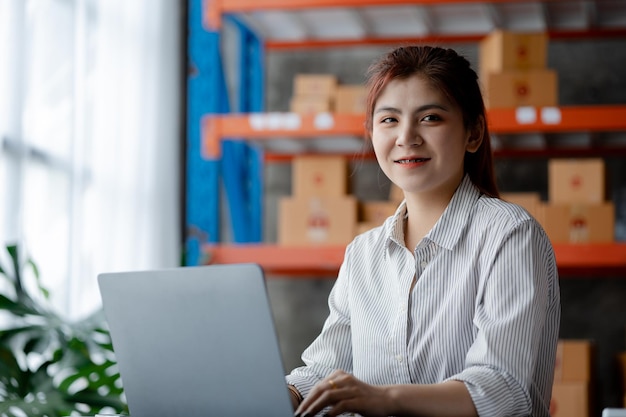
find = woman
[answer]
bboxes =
[286,46,560,417]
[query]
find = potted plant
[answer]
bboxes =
[0,243,127,416]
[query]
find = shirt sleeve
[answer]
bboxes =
[446,219,559,416]
[285,242,355,399]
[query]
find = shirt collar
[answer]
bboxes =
[384,174,481,251]
[427,174,480,250]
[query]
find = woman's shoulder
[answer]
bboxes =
[475,194,540,230]
[470,195,555,262]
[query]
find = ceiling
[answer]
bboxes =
[224,0,626,45]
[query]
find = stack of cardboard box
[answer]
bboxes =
[499,191,543,221]
[479,29,558,109]
[356,200,398,235]
[334,84,368,114]
[551,339,595,417]
[289,74,338,113]
[278,155,357,245]
[354,182,404,235]
[541,159,614,243]
[289,73,368,114]
[501,159,614,244]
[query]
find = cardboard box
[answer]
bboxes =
[293,74,337,96]
[479,30,548,75]
[356,221,380,235]
[278,196,357,246]
[292,155,348,197]
[554,339,594,383]
[334,85,367,114]
[359,201,398,225]
[482,69,558,109]
[540,203,614,243]
[500,192,543,221]
[549,159,606,204]
[289,95,334,113]
[550,382,590,417]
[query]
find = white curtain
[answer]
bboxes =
[0,0,182,319]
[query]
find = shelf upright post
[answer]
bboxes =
[186,0,230,265]
[220,15,265,243]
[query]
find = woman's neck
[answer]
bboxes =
[403,189,455,252]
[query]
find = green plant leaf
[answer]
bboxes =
[0,294,41,316]
[26,258,50,300]
[6,244,24,296]
[0,243,127,415]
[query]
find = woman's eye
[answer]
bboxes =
[422,114,442,122]
[380,117,397,124]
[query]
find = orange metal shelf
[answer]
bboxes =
[205,0,626,43]
[206,0,523,29]
[553,243,626,277]
[487,105,626,134]
[202,112,365,158]
[553,244,626,268]
[202,106,626,158]
[203,243,626,277]
[214,0,512,10]
[266,29,626,50]
[203,244,347,277]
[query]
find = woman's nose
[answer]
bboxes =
[396,124,423,147]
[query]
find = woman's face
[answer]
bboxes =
[371,74,480,200]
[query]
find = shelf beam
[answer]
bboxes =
[202,112,365,158]
[203,243,626,277]
[202,106,626,158]
[265,29,626,50]
[203,244,347,276]
[205,0,626,40]
[487,105,626,134]
[554,243,626,277]
[209,0,527,25]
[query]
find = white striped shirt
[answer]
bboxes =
[286,175,561,416]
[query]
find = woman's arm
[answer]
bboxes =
[294,370,477,417]
[456,220,559,415]
[288,384,303,410]
[285,242,356,399]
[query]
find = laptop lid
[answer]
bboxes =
[98,263,294,417]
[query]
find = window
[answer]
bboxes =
[0,0,182,319]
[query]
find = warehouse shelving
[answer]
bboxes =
[187,0,626,273]
[200,105,626,276]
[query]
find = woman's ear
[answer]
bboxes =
[466,115,485,153]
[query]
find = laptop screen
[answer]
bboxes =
[98,263,294,417]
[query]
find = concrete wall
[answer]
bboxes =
[254,39,626,412]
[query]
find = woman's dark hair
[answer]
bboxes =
[365,45,499,198]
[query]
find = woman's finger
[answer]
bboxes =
[295,371,351,416]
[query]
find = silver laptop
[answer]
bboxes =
[97,263,294,417]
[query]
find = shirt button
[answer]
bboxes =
[396,354,403,363]
[420,260,428,268]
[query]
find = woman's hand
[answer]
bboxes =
[294,370,393,417]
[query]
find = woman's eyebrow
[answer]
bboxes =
[415,103,449,112]
[373,106,401,115]
[374,103,449,115]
